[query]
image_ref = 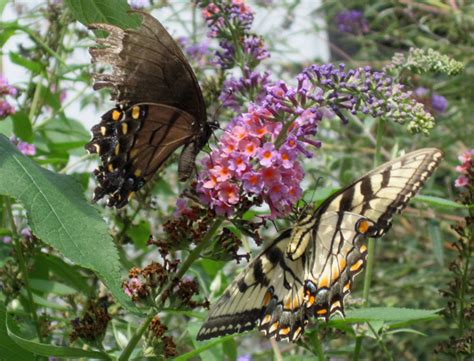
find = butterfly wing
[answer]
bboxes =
[287,148,443,333]
[318,148,444,236]
[197,211,370,342]
[86,12,211,206]
[88,11,206,122]
[197,230,307,342]
[86,103,195,208]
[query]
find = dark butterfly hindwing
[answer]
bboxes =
[85,11,210,207]
[198,148,443,342]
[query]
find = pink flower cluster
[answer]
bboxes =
[197,78,322,218]
[123,277,143,299]
[454,149,473,188]
[0,76,17,119]
[201,0,254,38]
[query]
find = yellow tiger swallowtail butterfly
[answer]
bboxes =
[197,148,443,342]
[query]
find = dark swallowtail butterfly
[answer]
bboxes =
[85,11,211,208]
[198,148,443,342]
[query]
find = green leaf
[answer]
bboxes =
[127,220,151,250]
[0,135,139,314]
[64,0,141,28]
[0,302,35,361]
[428,220,444,266]
[222,338,237,361]
[0,228,12,236]
[341,307,440,323]
[174,335,235,361]
[9,52,44,74]
[414,194,469,209]
[0,21,17,47]
[38,84,61,111]
[6,312,111,359]
[11,111,33,143]
[29,279,77,296]
[35,253,91,293]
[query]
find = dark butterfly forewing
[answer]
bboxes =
[85,11,210,207]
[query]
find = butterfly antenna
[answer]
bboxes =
[299,176,324,219]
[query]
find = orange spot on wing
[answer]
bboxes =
[343,281,351,293]
[131,106,140,119]
[262,291,272,307]
[318,275,329,289]
[279,327,290,336]
[339,257,347,271]
[112,110,121,121]
[359,245,367,253]
[350,259,364,272]
[261,314,272,325]
[269,321,280,333]
[358,220,370,233]
[316,308,327,316]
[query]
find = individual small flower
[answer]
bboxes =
[242,171,263,193]
[173,199,197,219]
[335,10,369,35]
[17,141,36,156]
[455,175,469,188]
[237,355,252,361]
[431,94,448,113]
[454,149,473,188]
[258,142,278,167]
[458,150,474,164]
[10,136,36,156]
[1,236,12,244]
[128,0,150,9]
[0,99,15,118]
[0,76,17,96]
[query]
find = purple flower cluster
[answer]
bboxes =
[199,0,269,68]
[178,36,210,67]
[301,64,435,134]
[0,76,17,119]
[414,87,448,114]
[454,149,473,188]
[10,136,36,156]
[219,67,271,112]
[335,10,369,35]
[201,0,254,38]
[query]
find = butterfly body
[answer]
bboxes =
[85,12,211,207]
[198,148,443,342]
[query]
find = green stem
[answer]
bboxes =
[118,218,223,361]
[362,117,385,305]
[313,331,326,361]
[354,117,385,359]
[352,336,362,361]
[117,308,156,361]
[28,82,42,124]
[5,199,43,342]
